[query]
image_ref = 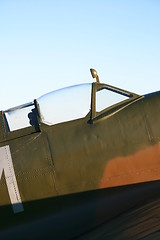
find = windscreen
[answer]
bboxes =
[96,89,130,112]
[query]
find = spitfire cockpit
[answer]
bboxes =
[3,78,140,132]
[1,69,160,240]
[4,83,92,132]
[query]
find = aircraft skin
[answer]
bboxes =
[0,73,160,239]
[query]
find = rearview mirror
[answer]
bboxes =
[90,68,100,83]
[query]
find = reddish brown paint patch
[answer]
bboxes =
[100,142,160,189]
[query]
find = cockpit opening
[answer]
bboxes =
[37,83,92,126]
[3,82,139,132]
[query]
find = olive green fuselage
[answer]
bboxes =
[0,84,160,239]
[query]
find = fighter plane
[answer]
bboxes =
[0,69,160,239]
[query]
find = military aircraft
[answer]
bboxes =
[0,69,160,239]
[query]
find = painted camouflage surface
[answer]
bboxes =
[0,83,160,239]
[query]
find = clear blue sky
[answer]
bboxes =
[0,0,160,109]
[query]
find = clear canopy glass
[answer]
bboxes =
[37,83,92,125]
[5,104,34,131]
[96,89,129,112]
[3,82,135,132]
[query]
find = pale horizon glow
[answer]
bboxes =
[0,0,160,110]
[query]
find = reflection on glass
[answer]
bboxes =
[96,89,129,112]
[5,105,34,131]
[37,83,92,125]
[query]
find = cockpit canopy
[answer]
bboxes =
[37,83,92,126]
[4,84,92,131]
[3,82,139,132]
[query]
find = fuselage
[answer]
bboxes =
[0,83,160,239]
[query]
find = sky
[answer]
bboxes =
[0,0,160,110]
